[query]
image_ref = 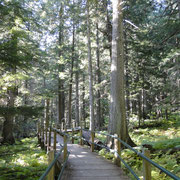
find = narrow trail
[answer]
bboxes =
[47,133,130,180]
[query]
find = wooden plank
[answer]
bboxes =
[50,132,130,180]
[114,134,121,167]
[48,150,54,180]
[143,149,151,180]
[53,130,56,151]
[64,135,67,162]
[91,132,95,152]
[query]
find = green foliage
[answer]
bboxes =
[0,137,48,180]
[126,115,180,179]
[95,132,106,143]
[0,106,43,117]
[98,149,114,160]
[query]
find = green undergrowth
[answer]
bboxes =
[98,113,180,179]
[0,137,48,180]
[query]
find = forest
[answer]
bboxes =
[0,0,180,179]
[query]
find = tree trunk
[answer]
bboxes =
[2,68,16,144]
[75,56,80,127]
[68,24,75,128]
[95,4,102,130]
[57,4,65,127]
[124,32,130,123]
[87,0,95,131]
[45,99,50,129]
[103,0,112,59]
[82,74,86,126]
[108,0,136,146]
[138,91,142,127]
[178,0,180,19]
[109,0,127,141]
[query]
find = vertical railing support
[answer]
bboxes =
[53,129,56,151]
[49,126,52,149]
[63,134,67,162]
[114,134,121,167]
[45,126,48,145]
[80,126,83,145]
[91,132,95,152]
[143,148,151,180]
[73,120,75,129]
[72,128,74,144]
[61,122,64,131]
[48,150,54,180]
[42,124,44,141]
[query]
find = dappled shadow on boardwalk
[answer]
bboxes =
[46,133,130,180]
[61,144,130,180]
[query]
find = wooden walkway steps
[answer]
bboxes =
[46,133,130,180]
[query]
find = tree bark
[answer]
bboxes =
[2,68,16,144]
[45,99,50,129]
[109,0,135,146]
[109,0,127,140]
[82,74,86,126]
[95,4,102,130]
[87,0,95,131]
[68,24,75,128]
[103,0,112,59]
[75,56,80,127]
[124,32,130,122]
[178,0,180,19]
[57,4,65,127]
[138,91,142,127]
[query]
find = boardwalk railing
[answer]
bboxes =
[38,124,71,180]
[37,122,180,180]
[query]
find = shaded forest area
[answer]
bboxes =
[0,0,180,179]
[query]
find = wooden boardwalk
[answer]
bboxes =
[50,133,130,180]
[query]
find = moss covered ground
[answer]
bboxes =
[97,113,180,179]
[0,137,48,180]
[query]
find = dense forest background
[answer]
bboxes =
[0,0,179,143]
[0,0,180,179]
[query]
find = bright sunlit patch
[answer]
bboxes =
[15,158,27,166]
[81,151,88,154]
[77,155,86,158]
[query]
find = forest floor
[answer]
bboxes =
[0,137,48,180]
[0,113,179,180]
[97,112,180,180]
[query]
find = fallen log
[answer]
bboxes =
[82,130,105,151]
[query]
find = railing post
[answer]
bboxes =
[72,128,74,144]
[73,120,75,129]
[80,126,83,145]
[61,122,64,131]
[64,124,67,132]
[49,126,52,149]
[91,131,95,152]
[114,134,121,167]
[53,129,57,151]
[45,126,48,145]
[48,150,54,180]
[42,124,44,141]
[63,134,67,162]
[143,148,151,180]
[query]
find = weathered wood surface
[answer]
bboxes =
[62,144,130,180]
[43,132,130,180]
